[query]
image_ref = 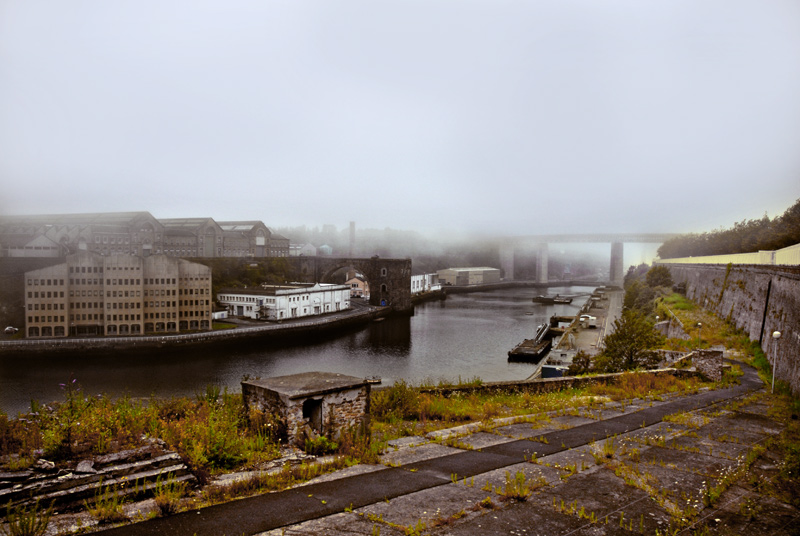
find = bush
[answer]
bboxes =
[371,380,420,421]
[304,436,338,456]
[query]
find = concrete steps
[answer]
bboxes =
[0,446,196,512]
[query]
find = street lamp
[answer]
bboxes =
[771,330,782,394]
[697,322,702,347]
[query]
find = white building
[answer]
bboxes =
[411,273,441,295]
[217,283,350,321]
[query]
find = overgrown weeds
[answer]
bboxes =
[85,483,128,524]
[153,474,187,517]
[1,500,53,536]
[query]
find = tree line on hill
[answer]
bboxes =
[657,198,800,259]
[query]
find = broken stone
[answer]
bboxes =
[35,459,56,471]
[76,460,96,473]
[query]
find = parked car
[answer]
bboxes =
[4,326,19,334]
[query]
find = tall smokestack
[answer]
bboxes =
[349,221,355,257]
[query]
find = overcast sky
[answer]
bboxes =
[1,0,799,238]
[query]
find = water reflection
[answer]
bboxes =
[0,287,591,415]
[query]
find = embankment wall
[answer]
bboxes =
[666,264,800,395]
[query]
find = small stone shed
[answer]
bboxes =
[242,372,371,447]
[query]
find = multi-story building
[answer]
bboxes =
[436,267,501,286]
[23,252,211,338]
[0,212,166,258]
[217,221,277,258]
[217,283,350,321]
[0,212,290,259]
[159,217,224,258]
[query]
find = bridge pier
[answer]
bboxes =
[610,241,624,287]
[537,243,548,284]
[499,243,515,280]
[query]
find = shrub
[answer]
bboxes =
[371,380,419,420]
[304,436,338,456]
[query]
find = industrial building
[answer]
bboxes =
[0,212,290,259]
[436,267,501,286]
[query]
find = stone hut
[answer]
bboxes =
[242,372,371,447]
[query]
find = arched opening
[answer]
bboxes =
[179,320,188,331]
[144,322,154,333]
[200,320,209,329]
[155,322,165,332]
[325,264,370,301]
[131,324,141,334]
[28,327,39,337]
[54,326,65,337]
[167,322,176,331]
[119,324,129,335]
[189,320,199,330]
[41,326,52,337]
[107,325,117,335]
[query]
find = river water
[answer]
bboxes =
[0,287,591,416]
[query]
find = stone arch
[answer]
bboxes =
[302,257,412,313]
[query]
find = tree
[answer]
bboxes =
[595,310,664,373]
[645,266,673,288]
[566,351,593,376]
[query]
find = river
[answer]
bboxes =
[0,286,591,415]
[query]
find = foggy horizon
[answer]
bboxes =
[2,1,799,238]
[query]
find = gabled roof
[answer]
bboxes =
[218,221,266,231]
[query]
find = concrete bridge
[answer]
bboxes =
[499,233,678,286]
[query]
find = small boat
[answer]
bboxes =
[531,294,573,305]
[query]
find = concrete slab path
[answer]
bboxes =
[87,359,800,536]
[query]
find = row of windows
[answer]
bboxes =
[28,279,66,286]
[28,315,66,323]
[28,291,65,298]
[28,303,66,311]
[27,312,207,325]
[69,266,102,274]
[71,279,101,286]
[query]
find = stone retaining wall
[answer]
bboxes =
[665,264,800,394]
[414,368,701,398]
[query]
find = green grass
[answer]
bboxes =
[212,322,237,330]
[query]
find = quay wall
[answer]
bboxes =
[0,307,390,356]
[442,280,608,295]
[665,263,800,395]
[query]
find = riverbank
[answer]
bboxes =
[0,304,391,356]
[442,279,609,294]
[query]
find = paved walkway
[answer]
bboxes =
[90,358,800,536]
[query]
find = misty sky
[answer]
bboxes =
[2,0,799,238]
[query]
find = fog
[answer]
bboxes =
[2,0,800,239]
